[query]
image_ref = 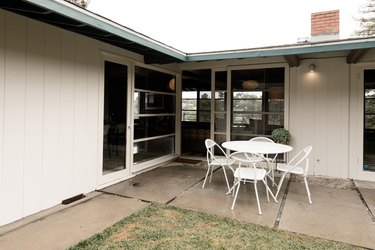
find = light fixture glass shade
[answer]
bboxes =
[242,80,259,90]
[168,78,175,90]
[309,64,315,72]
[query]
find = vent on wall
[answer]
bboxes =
[61,194,86,205]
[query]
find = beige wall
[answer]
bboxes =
[289,58,350,178]
[0,10,145,226]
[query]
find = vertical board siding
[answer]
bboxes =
[85,41,100,193]
[23,19,45,217]
[2,13,27,225]
[42,25,61,208]
[289,59,350,178]
[0,10,6,226]
[73,35,89,194]
[0,10,141,226]
[59,30,76,200]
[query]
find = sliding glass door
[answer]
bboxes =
[102,61,129,177]
[364,69,375,171]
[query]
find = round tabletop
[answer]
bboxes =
[222,140,293,154]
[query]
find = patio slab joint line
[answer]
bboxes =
[165,171,210,205]
[273,177,292,229]
[353,182,375,223]
[98,190,153,204]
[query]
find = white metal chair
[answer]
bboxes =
[249,136,278,185]
[226,151,278,215]
[202,139,235,191]
[275,146,313,204]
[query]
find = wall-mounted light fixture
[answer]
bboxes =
[309,64,316,72]
[242,80,259,90]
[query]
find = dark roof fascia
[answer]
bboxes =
[185,38,375,62]
[23,0,186,62]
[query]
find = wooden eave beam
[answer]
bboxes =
[346,49,370,64]
[283,55,300,67]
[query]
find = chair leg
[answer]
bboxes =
[254,181,262,215]
[265,178,270,202]
[226,177,237,195]
[231,180,241,210]
[222,166,230,191]
[263,179,278,203]
[209,165,214,183]
[202,165,211,188]
[275,172,287,199]
[304,177,312,204]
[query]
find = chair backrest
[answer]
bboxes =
[287,146,312,176]
[249,136,277,161]
[228,151,272,177]
[205,139,227,165]
[249,136,274,143]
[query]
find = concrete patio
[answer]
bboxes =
[0,159,374,249]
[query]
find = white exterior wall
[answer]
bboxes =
[0,10,143,226]
[289,58,350,178]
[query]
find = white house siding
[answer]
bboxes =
[289,58,350,178]
[0,9,138,226]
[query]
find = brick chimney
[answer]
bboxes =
[310,10,340,42]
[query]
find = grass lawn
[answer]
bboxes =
[69,203,363,250]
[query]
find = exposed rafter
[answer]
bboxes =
[346,49,370,64]
[283,55,300,67]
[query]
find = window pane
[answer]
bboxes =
[182,111,197,122]
[199,100,211,110]
[133,136,174,164]
[365,89,375,98]
[215,91,226,111]
[134,116,175,139]
[182,91,197,99]
[135,66,175,93]
[182,99,197,110]
[135,92,175,114]
[365,99,375,113]
[215,113,226,132]
[199,111,210,122]
[365,115,375,129]
[233,100,262,112]
[268,99,284,112]
[231,67,285,138]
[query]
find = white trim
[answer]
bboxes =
[97,52,133,187]
[350,63,375,181]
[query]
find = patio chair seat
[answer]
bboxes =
[234,167,267,181]
[276,163,304,175]
[226,151,277,215]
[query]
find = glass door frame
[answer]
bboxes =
[98,53,133,188]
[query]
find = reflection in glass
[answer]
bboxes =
[134,116,175,139]
[103,61,127,174]
[364,69,375,171]
[133,66,176,166]
[133,136,175,164]
[231,68,285,140]
[215,113,226,132]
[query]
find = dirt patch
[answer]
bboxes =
[293,175,355,189]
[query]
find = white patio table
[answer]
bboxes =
[222,141,293,155]
[222,140,293,187]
